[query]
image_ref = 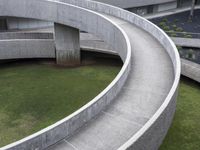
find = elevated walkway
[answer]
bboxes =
[47,15,174,150]
[0,0,180,150]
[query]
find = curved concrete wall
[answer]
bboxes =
[0,32,115,59]
[59,0,180,149]
[2,33,199,86]
[0,0,180,150]
[92,0,176,8]
[0,0,131,149]
[4,0,179,31]
[4,0,178,30]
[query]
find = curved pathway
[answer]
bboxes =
[0,0,180,149]
[47,14,174,150]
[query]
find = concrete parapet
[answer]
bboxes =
[0,0,131,149]
[60,0,180,150]
[181,59,200,83]
[0,0,181,150]
[54,23,80,66]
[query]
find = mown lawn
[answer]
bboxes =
[0,59,121,147]
[160,77,200,150]
[1,59,200,149]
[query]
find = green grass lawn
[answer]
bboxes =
[160,77,200,150]
[0,59,121,147]
[1,58,200,149]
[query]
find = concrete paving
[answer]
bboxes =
[47,14,174,150]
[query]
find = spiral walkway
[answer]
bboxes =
[47,14,174,150]
[0,0,180,150]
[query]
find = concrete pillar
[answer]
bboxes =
[54,23,80,66]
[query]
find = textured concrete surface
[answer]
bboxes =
[172,37,200,48]
[6,17,53,30]
[0,39,55,60]
[0,31,114,56]
[181,58,200,83]
[54,23,80,66]
[0,32,53,39]
[0,0,180,150]
[145,6,200,19]
[91,0,176,8]
[47,15,175,150]
[0,0,131,149]
[44,1,180,149]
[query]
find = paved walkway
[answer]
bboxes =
[46,13,174,150]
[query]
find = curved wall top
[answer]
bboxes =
[0,0,131,149]
[0,0,180,149]
[55,0,181,149]
[92,0,176,8]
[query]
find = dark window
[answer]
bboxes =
[147,5,154,14]
[0,18,7,30]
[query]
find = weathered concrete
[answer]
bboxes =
[0,0,131,149]
[54,23,80,66]
[2,32,200,88]
[0,39,55,60]
[0,0,180,150]
[48,15,175,150]
[145,6,200,19]
[6,17,53,30]
[49,1,181,150]
[155,1,177,12]
[92,0,176,8]
[0,32,115,59]
[80,32,113,52]
[172,37,200,48]
[0,32,53,39]
[1,0,180,31]
[181,58,200,83]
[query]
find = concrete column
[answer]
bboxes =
[54,23,80,66]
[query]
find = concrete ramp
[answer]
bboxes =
[0,0,180,150]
